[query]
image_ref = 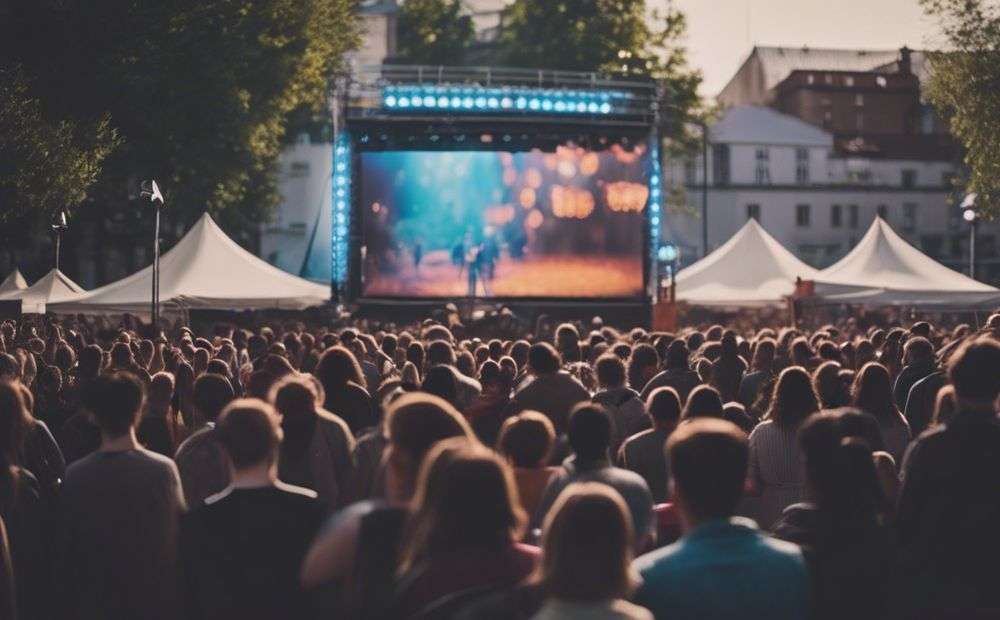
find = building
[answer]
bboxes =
[669,46,1000,284]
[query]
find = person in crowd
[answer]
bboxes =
[390,439,538,617]
[532,483,652,620]
[893,336,936,411]
[181,398,326,620]
[497,411,559,518]
[57,372,186,620]
[681,384,724,420]
[0,381,51,619]
[533,403,654,548]
[812,361,850,409]
[633,418,809,619]
[426,340,482,411]
[745,366,819,529]
[421,364,459,406]
[902,360,948,438]
[835,408,899,506]
[896,337,1000,616]
[593,354,646,453]
[138,371,180,456]
[315,346,374,434]
[851,362,911,465]
[270,375,355,512]
[175,373,236,507]
[738,338,775,408]
[640,340,699,405]
[709,332,746,403]
[13,384,64,500]
[301,392,473,619]
[465,359,515,447]
[618,387,681,503]
[511,343,590,434]
[626,344,659,395]
[772,411,894,620]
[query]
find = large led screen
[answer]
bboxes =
[360,143,649,298]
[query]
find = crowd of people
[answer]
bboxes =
[1,309,999,619]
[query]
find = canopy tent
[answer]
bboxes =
[51,213,330,314]
[0,269,86,314]
[674,218,819,307]
[809,217,1000,309]
[0,270,27,295]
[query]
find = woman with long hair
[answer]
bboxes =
[812,361,850,410]
[745,366,819,529]
[852,362,911,465]
[392,438,538,617]
[532,483,652,620]
[314,346,374,434]
[773,411,894,620]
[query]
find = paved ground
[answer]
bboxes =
[363,251,643,298]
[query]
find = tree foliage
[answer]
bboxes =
[397,0,475,65]
[1,0,359,236]
[922,0,1000,217]
[500,0,704,151]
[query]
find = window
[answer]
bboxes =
[903,203,918,232]
[844,76,855,87]
[289,161,310,177]
[901,169,917,188]
[831,204,843,228]
[877,204,889,220]
[795,148,810,184]
[746,204,761,222]
[825,74,833,84]
[712,144,730,186]
[796,204,811,227]
[754,148,771,185]
[856,112,864,132]
[854,94,864,106]
[848,204,859,229]
[684,159,698,185]
[806,74,815,85]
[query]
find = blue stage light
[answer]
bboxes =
[384,95,397,107]
[462,97,474,109]
[554,101,566,112]
[487,97,499,108]
[529,98,541,110]
[451,96,462,107]
[600,102,612,114]
[516,97,528,109]
[501,97,513,109]
[379,86,628,116]
[398,97,410,108]
[475,96,487,108]
[437,96,449,107]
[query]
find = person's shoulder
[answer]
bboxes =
[274,479,320,500]
[754,528,806,564]
[605,465,652,492]
[633,537,687,577]
[748,419,774,437]
[316,408,353,436]
[623,428,656,449]
[176,425,215,456]
[132,446,179,471]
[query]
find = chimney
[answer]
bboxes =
[899,46,912,75]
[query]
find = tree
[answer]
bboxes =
[922,0,1000,217]
[1,0,360,242]
[397,0,474,65]
[500,0,704,150]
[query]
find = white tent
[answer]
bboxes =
[811,217,1000,308]
[0,270,27,295]
[52,213,330,314]
[0,269,86,314]
[674,218,819,307]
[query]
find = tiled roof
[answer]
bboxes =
[751,46,902,92]
[710,105,833,147]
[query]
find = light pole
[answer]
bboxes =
[140,180,165,328]
[51,210,68,271]
[658,243,680,303]
[961,193,978,279]
[699,120,709,257]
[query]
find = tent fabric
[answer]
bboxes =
[0,270,28,294]
[0,269,86,314]
[810,217,1000,309]
[674,218,819,307]
[51,213,330,314]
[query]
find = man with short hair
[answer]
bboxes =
[181,399,325,619]
[896,337,1000,616]
[893,336,936,411]
[593,353,646,452]
[533,403,654,545]
[427,340,481,410]
[175,373,235,507]
[512,342,590,433]
[58,372,186,620]
[633,418,808,619]
[618,387,681,503]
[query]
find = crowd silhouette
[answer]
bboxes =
[1,310,999,619]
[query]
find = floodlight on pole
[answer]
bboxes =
[960,193,978,279]
[140,180,165,330]
[51,210,68,271]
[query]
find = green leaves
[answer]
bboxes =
[397,0,474,65]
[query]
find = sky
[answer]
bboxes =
[661,0,947,96]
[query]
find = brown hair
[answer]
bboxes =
[216,399,282,469]
[498,411,555,467]
[668,418,748,520]
[535,482,638,601]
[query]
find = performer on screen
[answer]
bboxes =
[413,240,423,270]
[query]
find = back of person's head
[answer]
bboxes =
[555,322,581,350]
[933,384,958,426]
[423,324,454,344]
[627,343,659,390]
[852,362,896,424]
[148,372,175,406]
[510,340,531,372]
[455,349,476,378]
[567,403,611,461]
[752,338,776,369]
[193,373,235,423]
[812,361,847,409]
[426,340,456,367]
[948,337,1000,406]
[0,355,20,382]
[110,342,134,368]
[315,345,365,392]
[665,339,690,370]
[498,410,555,468]
[246,369,277,400]
[595,353,627,389]
[798,411,885,520]
[421,365,458,404]
[903,336,934,365]
[0,381,31,468]
[910,321,933,338]
[536,483,638,602]
[646,386,681,428]
[682,384,724,420]
[205,358,232,378]
[400,361,421,387]
[384,392,472,491]
[269,375,320,460]
[400,439,524,572]
[216,399,282,470]
[86,372,145,437]
[833,407,886,452]
[768,366,819,429]
[668,418,747,521]
[528,342,562,375]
